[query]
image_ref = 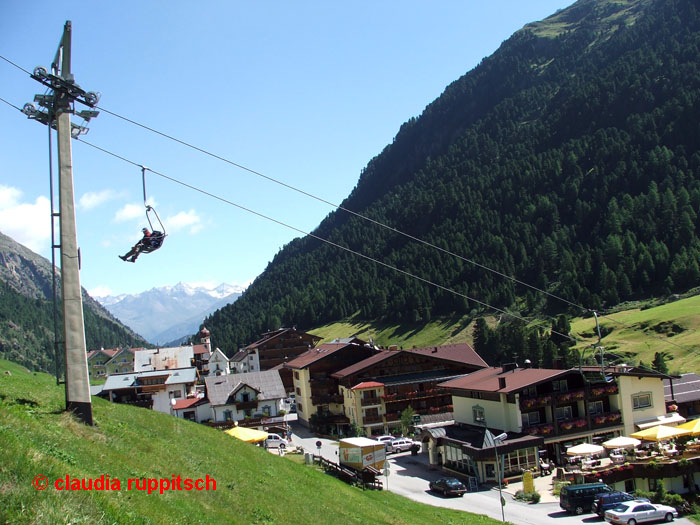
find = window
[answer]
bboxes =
[485,464,495,478]
[552,380,568,392]
[223,410,232,421]
[632,393,652,409]
[173,390,182,399]
[523,386,537,398]
[296,387,301,395]
[294,371,299,380]
[262,405,270,416]
[521,411,540,427]
[588,400,604,415]
[242,392,250,402]
[472,405,485,424]
[555,406,572,421]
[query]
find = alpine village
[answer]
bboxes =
[3,1,700,524]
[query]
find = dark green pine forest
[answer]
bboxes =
[0,231,149,373]
[207,0,700,353]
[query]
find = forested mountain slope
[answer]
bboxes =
[208,0,700,352]
[0,232,148,372]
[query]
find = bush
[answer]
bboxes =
[662,493,690,514]
[553,481,570,496]
[514,490,541,504]
[634,489,655,502]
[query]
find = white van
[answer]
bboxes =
[264,433,289,449]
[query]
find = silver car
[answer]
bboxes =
[604,500,678,524]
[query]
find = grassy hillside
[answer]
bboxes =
[0,360,498,525]
[570,294,700,374]
[310,314,475,350]
[310,294,700,374]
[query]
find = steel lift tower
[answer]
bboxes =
[23,21,100,425]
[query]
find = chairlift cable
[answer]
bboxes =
[74,136,576,344]
[0,57,652,327]
[0,63,689,351]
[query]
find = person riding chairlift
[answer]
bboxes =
[119,227,162,263]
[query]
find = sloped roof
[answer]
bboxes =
[230,350,248,363]
[332,344,486,380]
[439,366,571,393]
[133,346,194,371]
[351,381,385,390]
[87,348,119,360]
[420,423,543,459]
[173,396,208,410]
[665,373,700,404]
[285,343,354,370]
[407,343,487,368]
[102,367,198,390]
[244,328,292,350]
[331,350,395,378]
[192,344,210,355]
[205,370,286,406]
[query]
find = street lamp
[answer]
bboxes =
[484,428,508,523]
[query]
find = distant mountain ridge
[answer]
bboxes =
[95,282,243,345]
[0,231,148,372]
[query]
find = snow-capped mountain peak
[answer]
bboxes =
[94,281,244,345]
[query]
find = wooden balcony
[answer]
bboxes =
[363,414,383,425]
[555,389,586,404]
[311,394,344,405]
[361,397,382,407]
[235,400,258,410]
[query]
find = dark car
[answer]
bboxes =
[429,477,467,497]
[592,491,642,517]
[560,482,613,514]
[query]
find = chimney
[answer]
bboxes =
[502,362,517,373]
[432,347,438,354]
[498,377,506,390]
[552,358,563,370]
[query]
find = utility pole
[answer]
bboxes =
[23,21,100,425]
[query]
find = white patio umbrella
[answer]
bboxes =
[566,443,605,456]
[602,436,641,450]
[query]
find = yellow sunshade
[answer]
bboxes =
[676,418,700,436]
[630,424,691,442]
[225,426,269,443]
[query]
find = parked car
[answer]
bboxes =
[592,492,639,517]
[560,482,613,514]
[374,435,395,452]
[289,404,297,413]
[389,438,416,453]
[429,477,467,497]
[604,501,678,524]
[264,433,289,449]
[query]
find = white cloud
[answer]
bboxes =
[0,185,51,253]
[114,203,145,222]
[88,285,113,297]
[113,198,158,223]
[79,189,120,210]
[166,209,202,234]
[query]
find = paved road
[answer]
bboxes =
[287,423,694,525]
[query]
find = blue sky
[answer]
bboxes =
[0,1,573,297]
